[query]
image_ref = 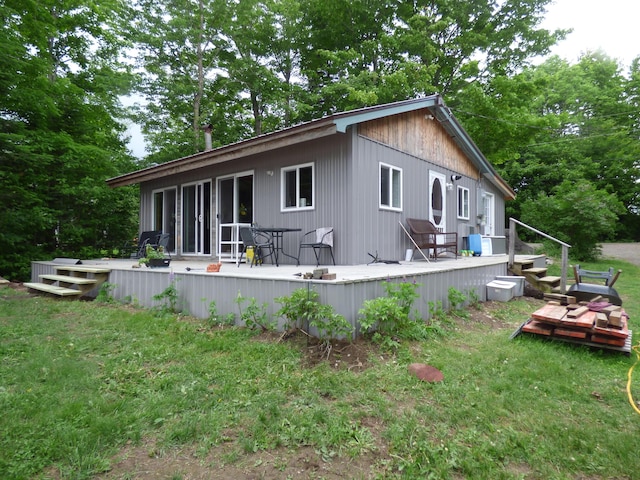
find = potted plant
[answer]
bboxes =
[139,244,171,268]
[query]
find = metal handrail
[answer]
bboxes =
[508,217,571,293]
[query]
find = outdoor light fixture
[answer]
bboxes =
[266,170,274,176]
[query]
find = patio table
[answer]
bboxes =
[253,227,301,266]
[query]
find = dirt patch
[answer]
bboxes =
[93,439,383,480]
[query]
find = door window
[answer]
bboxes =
[429,171,446,229]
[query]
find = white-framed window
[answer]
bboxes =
[457,186,470,220]
[379,162,402,210]
[281,162,314,211]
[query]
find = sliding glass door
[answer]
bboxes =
[182,181,211,255]
[152,188,176,252]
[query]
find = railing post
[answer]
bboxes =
[561,245,569,293]
[509,217,571,294]
[508,218,516,268]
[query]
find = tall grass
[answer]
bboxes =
[1,256,640,479]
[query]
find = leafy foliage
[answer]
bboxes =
[130,0,564,154]
[152,277,181,315]
[275,287,354,347]
[359,279,434,346]
[520,180,625,260]
[0,0,139,280]
[235,291,275,331]
[457,53,640,242]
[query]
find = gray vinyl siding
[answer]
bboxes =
[139,136,352,263]
[348,132,482,262]
[137,124,508,264]
[250,136,351,264]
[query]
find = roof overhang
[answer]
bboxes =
[107,120,338,188]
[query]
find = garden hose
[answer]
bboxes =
[626,343,640,415]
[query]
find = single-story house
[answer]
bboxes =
[107,94,515,264]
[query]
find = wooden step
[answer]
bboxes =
[53,266,111,274]
[40,274,97,285]
[28,265,112,299]
[24,282,83,296]
[510,261,534,275]
[521,267,548,277]
[534,276,562,292]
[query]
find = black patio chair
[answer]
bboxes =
[130,230,162,259]
[147,233,172,258]
[238,227,275,267]
[296,227,335,267]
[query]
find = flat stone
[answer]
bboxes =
[408,363,444,382]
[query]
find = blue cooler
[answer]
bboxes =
[468,234,482,256]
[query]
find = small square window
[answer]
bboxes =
[281,163,314,210]
[380,163,402,211]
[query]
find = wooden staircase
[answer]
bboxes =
[25,265,111,298]
[510,258,562,293]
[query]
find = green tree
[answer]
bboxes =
[133,0,565,150]
[0,0,139,280]
[133,0,235,160]
[455,52,640,240]
[520,180,625,261]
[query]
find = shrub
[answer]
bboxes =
[358,279,432,345]
[520,180,625,261]
[275,287,354,351]
[235,292,275,331]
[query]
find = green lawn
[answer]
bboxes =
[1,257,640,479]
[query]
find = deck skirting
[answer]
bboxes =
[31,257,511,335]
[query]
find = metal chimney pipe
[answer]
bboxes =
[203,124,213,151]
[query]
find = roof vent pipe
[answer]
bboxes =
[203,124,213,151]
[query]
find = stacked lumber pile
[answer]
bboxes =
[522,295,630,348]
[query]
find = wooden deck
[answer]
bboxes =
[30,254,539,333]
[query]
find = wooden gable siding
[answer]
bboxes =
[358,110,480,179]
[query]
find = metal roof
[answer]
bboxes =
[107,94,515,199]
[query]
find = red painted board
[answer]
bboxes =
[522,320,554,336]
[554,328,588,339]
[590,334,626,347]
[531,304,567,324]
[560,310,596,329]
[592,316,629,339]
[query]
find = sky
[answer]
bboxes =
[541,0,640,68]
[126,0,640,158]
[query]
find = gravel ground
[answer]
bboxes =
[600,242,640,266]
